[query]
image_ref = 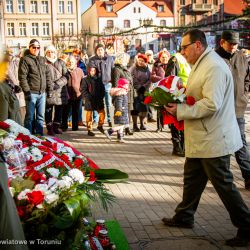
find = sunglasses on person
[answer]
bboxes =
[32,46,40,49]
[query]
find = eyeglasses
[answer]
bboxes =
[32,46,40,49]
[180,42,195,51]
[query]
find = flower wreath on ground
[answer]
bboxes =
[144,76,196,130]
[0,120,128,248]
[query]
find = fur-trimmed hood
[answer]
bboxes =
[109,87,128,97]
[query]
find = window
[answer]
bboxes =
[192,0,196,3]
[203,14,208,24]
[160,20,166,26]
[42,23,49,36]
[18,0,25,13]
[7,23,14,36]
[60,23,65,35]
[19,23,26,36]
[107,20,114,28]
[59,1,65,13]
[180,0,185,6]
[68,1,73,13]
[6,0,13,13]
[191,15,197,25]
[180,15,185,26]
[203,0,208,3]
[30,1,38,13]
[138,7,140,13]
[31,23,39,36]
[158,5,164,12]
[68,23,74,35]
[133,7,136,13]
[124,20,130,28]
[41,1,49,13]
[106,4,113,12]
[213,0,218,5]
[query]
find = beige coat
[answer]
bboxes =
[177,47,242,158]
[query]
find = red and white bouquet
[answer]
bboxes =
[144,76,195,130]
[0,120,128,247]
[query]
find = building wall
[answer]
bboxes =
[81,4,98,55]
[2,0,81,54]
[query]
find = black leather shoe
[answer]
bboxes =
[87,131,95,136]
[225,236,250,247]
[162,218,194,228]
[108,121,112,127]
[245,179,250,190]
[97,126,104,134]
[125,127,133,135]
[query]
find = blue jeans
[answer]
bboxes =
[24,93,46,136]
[173,156,250,234]
[235,117,250,181]
[93,83,112,123]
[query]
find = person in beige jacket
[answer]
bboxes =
[163,29,250,247]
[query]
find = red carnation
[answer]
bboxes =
[0,121,10,130]
[89,170,97,182]
[16,133,32,146]
[27,191,44,206]
[186,96,196,106]
[159,76,175,89]
[74,158,84,168]
[17,206,26,218]
[144,96,153,105]
[41,141,53,148]
[25,169,44,184]
[54,160,64,168]
[60,154,69,162]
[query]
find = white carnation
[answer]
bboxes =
[47,167,60,178]
[17,189,31,200]
[58,179,72,190]
[47,177,59,191]
[35,184,49,194]
[45,193,59,205]
[68,169,84,184]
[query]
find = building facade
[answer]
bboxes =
[82,0,174,55]
[1,0,82,54]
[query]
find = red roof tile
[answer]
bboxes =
[95,0,173,17]
[224,0,247,15]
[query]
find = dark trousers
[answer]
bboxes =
[174,156,250,236]
[235,117,250,181]
[45,104,63,125]
[61,99,80,130]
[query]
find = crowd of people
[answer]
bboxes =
[0,29,250,247]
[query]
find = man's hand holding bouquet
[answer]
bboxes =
[144,76,195,130]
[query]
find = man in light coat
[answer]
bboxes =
[163,29,250,247]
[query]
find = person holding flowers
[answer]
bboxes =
[162,29,250,247]
[129,53,151,131]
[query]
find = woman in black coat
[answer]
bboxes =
[111,53,134,135]
[81,67,105,136]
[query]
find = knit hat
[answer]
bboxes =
[137,53,148,63]
[117,78,129,90]
[45,45,56,54]
[145,50,153,56]
[29,39,40,47]
[95,43,105,53]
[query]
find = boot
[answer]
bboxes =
[172,138,185,157]
[139,112,147,130]
[117,131,125,143]
[53,122,62,134]
[125,127,133,135]
[47,122,55,136]
[132,115,140,132]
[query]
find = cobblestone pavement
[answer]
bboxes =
[57,107,250,250]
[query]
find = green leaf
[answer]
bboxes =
[92,169,128,182]
[53,193,88,229]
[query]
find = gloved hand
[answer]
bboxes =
[53,83,60,90]
[24,91,31,101]
[115,111,122,117]
[14,85,22,93]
